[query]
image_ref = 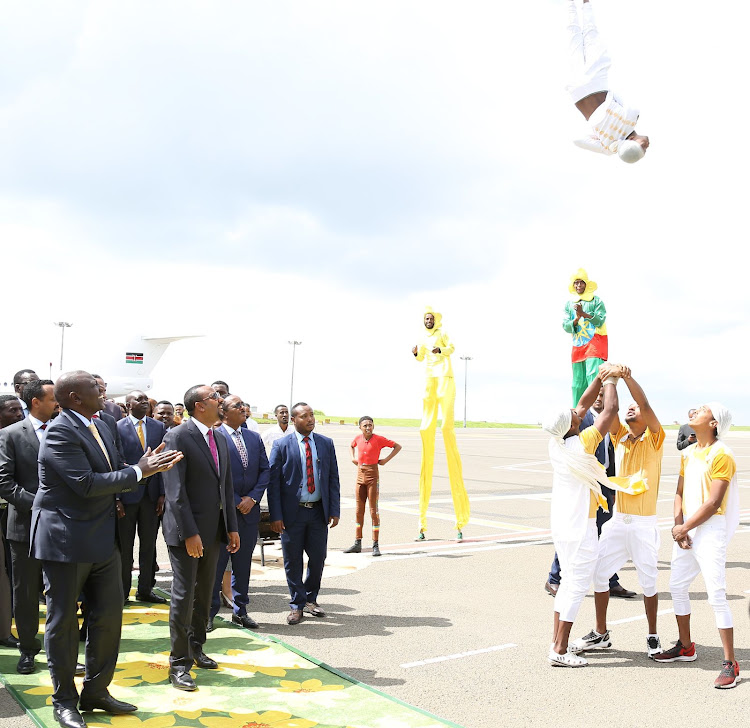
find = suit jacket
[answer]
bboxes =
[216,426,269,526]
[31,409,139,563]
[582,410,616,477]
[0,419,43,542]
[116,416,166,504]
[98,411,124,461]
[161,419,238,547]
[102,400,123,421]
[268,431,340,527]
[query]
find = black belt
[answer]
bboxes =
[299,501,321,509]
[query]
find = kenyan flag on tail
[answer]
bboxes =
[126,352,144,364]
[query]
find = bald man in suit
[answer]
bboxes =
[32,371,181,728]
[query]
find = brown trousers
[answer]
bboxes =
[354,464,380,541]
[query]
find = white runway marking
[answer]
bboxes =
[610,609,674,626]
[400,643,517,668]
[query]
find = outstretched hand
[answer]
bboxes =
[138,442,183,478]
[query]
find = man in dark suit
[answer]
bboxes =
[162,384,239,692]
[0,380,56,674]
[116,390,167,604]
[91,375,123,422]
[32,370,182,728]
[210,394,269,630]
[268,402,340,626]
[13,369,39,419]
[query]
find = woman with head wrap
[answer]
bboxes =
[411,308,470,541]
[653,403,741,689]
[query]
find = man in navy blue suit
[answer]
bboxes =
[210,394,269,630]
[268,402,340,626]
[116,390,167,604]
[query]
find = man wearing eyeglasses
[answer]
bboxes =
[162,385,240,692]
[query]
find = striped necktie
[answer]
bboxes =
[137,420,146,450]
[88,422,112,470]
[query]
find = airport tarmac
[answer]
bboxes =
[2,424,749,728]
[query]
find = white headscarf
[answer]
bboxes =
[707,401,732,439]
[543,408,648,506]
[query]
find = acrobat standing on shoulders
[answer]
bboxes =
[412,308,470,542]
[563,269,607,406]
[565,0,649,162]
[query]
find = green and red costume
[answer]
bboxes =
[563,271,607,405]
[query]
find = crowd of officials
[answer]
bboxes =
[0,368,400,728]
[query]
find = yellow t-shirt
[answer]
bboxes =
[579,426,604,518]
[613,424,666,516]
[680,442,736,517]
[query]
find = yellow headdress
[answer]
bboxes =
[423,306,443,331]
[568,269,598,302]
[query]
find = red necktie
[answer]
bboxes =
[207,428,219,470]
[92,413,100,419]
[40,423,47,431]
[302,436,315,493]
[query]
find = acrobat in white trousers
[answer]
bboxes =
[554,519,598,623]
[669,515,733,629]
[566,1,611,103]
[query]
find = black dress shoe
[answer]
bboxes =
[136,591,167,604]
[17,653,36,674]
[169,669,197,691]
[79,694,137,714]
[75,663,86,677]
[232,613,259,629]
[206,619,215,633]
[193,650,218,669]
[0,634,19,648]
[610,584,637,599]
[53,707,86,728]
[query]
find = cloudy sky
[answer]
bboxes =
[1,0,748,424]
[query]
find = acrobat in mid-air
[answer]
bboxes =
[412,308,470,541]
[566,0,649,162]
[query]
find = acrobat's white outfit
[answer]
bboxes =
[550,425,603,623]
[566,1,640,155]
[669,440,739,629]
[593,425,665,597]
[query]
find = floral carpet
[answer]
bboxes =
[0,597,460,728]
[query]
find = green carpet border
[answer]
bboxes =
[1,584,463,728]
[0,670,48,728]
[213,613,465,728]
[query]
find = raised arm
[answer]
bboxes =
[621,373,661,434]
[592,380,619,437]
[574,372,604,419]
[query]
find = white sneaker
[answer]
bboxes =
[548,648,588,667]
[569,629,612,654]
[647,635,662,658]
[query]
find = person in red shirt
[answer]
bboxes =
[345,417,402,557]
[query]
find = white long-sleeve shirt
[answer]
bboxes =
[574,92,640,156]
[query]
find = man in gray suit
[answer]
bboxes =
[32,371,182,728]
[0,379,56,674]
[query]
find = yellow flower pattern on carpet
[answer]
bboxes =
[277,680,344,694]
[200,710,316,728]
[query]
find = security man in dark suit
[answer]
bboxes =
[116,390,167,604]
[32,371,182,728]
[161,384,239,692]
[0,379,56,674]
[268,402,340,626]
[210,394,269,630]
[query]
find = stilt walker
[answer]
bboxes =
[412,308,470,541]
[564,268,607,406]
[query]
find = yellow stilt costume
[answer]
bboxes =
[412,308,470,538]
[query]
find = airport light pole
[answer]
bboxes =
[288,340,302,409]
[54,322,73,372]
[460,356,473,428]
